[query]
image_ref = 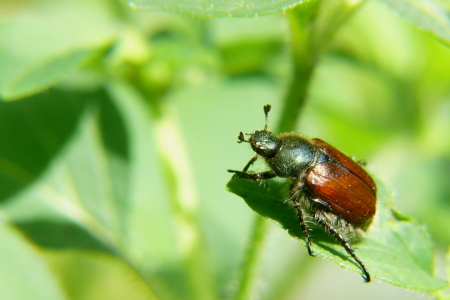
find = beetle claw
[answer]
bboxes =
[362,272,371,283]
[306,244,316,257]
[308,250,316,257]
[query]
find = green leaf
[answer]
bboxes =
[0,222,67,300]
[0,0,115,101]
[128,0,310,17]
[376,0,450,46]
[43,250,158,300]
[0,82,179,297]
[439,249,450,299]
[0,89,91,202]
[0,87,130,252]
[24,91,129,244]
[1,49,97,101]
[227,176,447,290]
[14,220,113,253]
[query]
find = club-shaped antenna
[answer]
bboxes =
[237,104,272,143]
[263,104,271,130]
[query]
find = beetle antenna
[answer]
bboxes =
[237,132,256,145]
[263,104,271,130]
[237,132,251,144]
[237,132,246,143]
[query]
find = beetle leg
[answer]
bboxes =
[227,169,276,181]
[316,217,370,282]
[356,159,367,166]
[292,199,315,257]
[242,154,259,172]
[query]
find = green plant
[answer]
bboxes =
[0,0,449,299]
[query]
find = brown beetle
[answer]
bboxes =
[228,104,376,282]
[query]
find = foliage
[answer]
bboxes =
[0,0,449,299]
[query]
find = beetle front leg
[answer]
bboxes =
[242,154,259,172]
[227,169,276,181]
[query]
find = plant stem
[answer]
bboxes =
[235,215,269,300]
[277,1,319,133]
[234,1,367,298]
[233,5,320,299]
[277,0,366,133]
[266,252,315,300]
[234,4,321,299]
[154,103,216,300]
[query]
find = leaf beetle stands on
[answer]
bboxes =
[228,104,377,282]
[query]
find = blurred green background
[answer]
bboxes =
[0,0,449,299]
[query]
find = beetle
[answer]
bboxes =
[228,104,376,282]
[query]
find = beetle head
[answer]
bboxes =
[237,104,280,158]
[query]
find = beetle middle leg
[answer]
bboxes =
[289,180,316,256]
[315,215,370,282]
[292,198,315,257]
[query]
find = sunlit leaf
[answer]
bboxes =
[0,222,67,300]
[20,89,130,245]
[14,220,114,253]
[44,250,158,300]
[1,49,97,101]
[0,87,130,252]
[227,176,447,290]
[0,89,90,202]
[0,0,115,101]
[128,0,310,17]
[377,0,450,45]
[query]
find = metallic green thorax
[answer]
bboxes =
[251,132,324,179]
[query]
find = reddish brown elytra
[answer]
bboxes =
[307,138,376,228]
[228,104,377,282]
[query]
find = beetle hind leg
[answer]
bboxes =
[315,215,370,282]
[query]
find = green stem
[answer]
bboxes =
[154,104,216,300]
[234,1,367,298]
[234,4,319,298]
[235,215,269,300]
[277,0,366,133]
[266,252,315,300]
[277,1,319,133]
[234,4,321,299]
[108,0,134,22]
